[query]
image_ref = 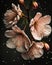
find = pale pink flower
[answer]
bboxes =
[21,41,44,60]
[5,25,31,53]
[29,12,51,40]
[3,3,22,28]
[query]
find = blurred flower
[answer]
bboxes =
[29,12,51,40]
[32,1,38,9]
[5,25,31,53]
[3,3,22,28]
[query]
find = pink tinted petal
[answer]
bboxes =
[30,26,43,40]
[42,25,51,36]
[29,12,42,27]
[35,42,44,48]
[34,12,42,21]
[38,15,51,25]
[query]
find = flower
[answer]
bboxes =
[3,3,22,28]
[21,41,44,60]
[29,12,51,40]
[5,25,31,53]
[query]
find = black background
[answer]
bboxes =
[0,0,52,65]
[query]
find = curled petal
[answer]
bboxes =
[5,30,16,38]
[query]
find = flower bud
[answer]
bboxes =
[44,43,50,50]
[19,0,24,5]
[32,1,38,9]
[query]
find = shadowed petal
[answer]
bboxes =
[5,30,16,38]
[6,39,16,49]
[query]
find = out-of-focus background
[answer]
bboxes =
[0,0,52,65]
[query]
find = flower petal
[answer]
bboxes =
[38,15,51,25]
[5,30,16,38]
[29,12,42,27]
[4,10,16,22]
[30,26,43,40]
[34,12,42,21]
[6,39,16,49]
[43,25,51,36]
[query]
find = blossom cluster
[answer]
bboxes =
[3,1,51,60]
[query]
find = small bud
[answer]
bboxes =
[19,0,24,5]
[44,43,50,50]
[32,1,38,9]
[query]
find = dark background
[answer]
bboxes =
[0,0,52,65]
